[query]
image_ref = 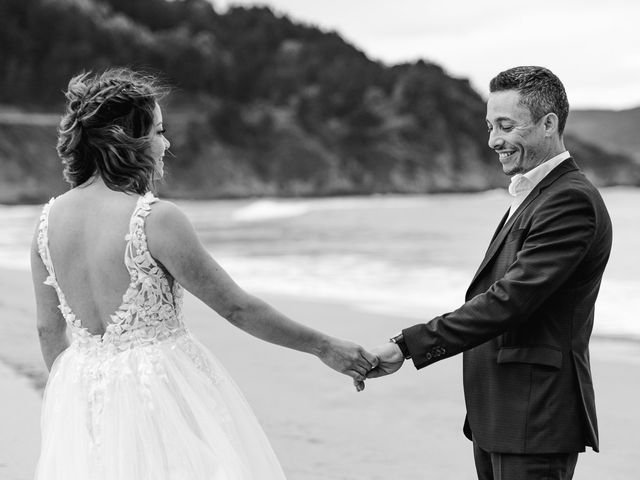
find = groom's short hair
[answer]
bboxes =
[489,66,569,136]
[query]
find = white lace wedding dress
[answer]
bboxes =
[34,192,287,480]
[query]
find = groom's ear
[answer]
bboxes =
[542,112,560,137]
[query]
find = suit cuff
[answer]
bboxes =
[403,323,449,369]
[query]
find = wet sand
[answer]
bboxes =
[1,267,638,479]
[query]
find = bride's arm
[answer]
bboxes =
[30,229,69,371]
[145,201,376,383]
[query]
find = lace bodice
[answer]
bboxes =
[37,192,186,352]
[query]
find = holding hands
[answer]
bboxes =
[319,338,406,391]
[318,338,379,391]
[366,342,405,379]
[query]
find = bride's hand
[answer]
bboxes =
[317,337,378,390]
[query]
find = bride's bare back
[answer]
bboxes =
[46,182,143,336]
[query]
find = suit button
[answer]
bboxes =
[426,353,432,360]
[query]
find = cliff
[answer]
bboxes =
[1,0,638,203]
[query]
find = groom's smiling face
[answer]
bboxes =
[486,90,548,176]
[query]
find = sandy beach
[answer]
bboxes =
[1,266,639,479]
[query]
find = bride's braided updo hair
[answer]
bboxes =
[57,68,169,194]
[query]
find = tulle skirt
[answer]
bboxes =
[35,331,287,480]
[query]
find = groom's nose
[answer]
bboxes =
[488,129,503,149]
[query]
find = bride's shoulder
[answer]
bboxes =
[146,199,196,240]
[145,199,201,264]
[148,198,189,224]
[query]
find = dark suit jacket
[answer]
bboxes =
[403,158,612,454]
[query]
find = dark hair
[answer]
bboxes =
[57,68,169,194]
[489,66,569,135]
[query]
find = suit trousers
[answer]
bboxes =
[473,441,578,480]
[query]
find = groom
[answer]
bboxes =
[369,66,612,479]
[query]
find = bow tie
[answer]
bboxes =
[508,174,532,197]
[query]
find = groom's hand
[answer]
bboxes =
[317,338,378,391]
[366,342,405,379]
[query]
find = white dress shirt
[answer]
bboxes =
[507,151,571,219]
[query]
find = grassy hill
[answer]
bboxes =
[1,0,638,203]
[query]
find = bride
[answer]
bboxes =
[30,68,377,479]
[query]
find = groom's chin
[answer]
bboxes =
[501,164,519,176]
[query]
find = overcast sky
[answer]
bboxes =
[215,0,640,110]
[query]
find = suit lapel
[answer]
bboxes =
[489,209,510,244]
[468,158,579,290]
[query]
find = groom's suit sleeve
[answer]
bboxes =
[403,185,598,369]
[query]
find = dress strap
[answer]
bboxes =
[37,198,58,283]
[36,197,79,327]
[124,192,159,276]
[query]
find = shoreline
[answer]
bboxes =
[4,333,639,398]
[2,184,638,207]
[3,332,639,397]
[1,262,639,391]
[0,330,640,395]
[2,266,640,395]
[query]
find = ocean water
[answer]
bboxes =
[1,187,638,340]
